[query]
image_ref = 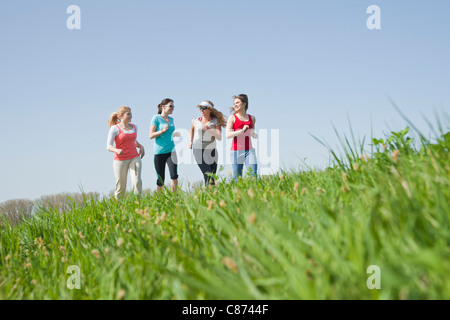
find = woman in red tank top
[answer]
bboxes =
[107,106,145,199]
[226,94,258,181]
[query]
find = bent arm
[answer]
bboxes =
[107,146,118,153]
[149,124,163,139]
[189,124,195,148]
[135,140,143,149]
[214,126,222,141]
[226,115,244,139]
[204,126,222,140]
[136,140,145,158]
[251,116,258,139]
[107,127,120,153]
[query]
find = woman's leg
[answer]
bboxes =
[194,148,209,186]
[194,148,217,186]
[129,156,143,197]
[154,154,167,190]
[113,159,130,199]
[245,148,258,178]
[231,150,244,182]
[167,151,179,193]
[206,148,218,185]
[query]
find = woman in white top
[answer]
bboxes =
[189,100,226,186]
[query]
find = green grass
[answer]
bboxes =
[1,126,449,300]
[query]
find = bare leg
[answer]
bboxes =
[171,179,178,193]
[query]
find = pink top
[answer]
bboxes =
[231,114,253,151]
[114,124,139,161]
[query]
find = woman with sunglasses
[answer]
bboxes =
[189,100,226,186]
[226,94,258,181]
[149,98,180,192]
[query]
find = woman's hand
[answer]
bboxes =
[242,125,250,132]
[203,125,211,131]
[139,147,145,159]
[116,149,124,155]
[173,131,181,138]
[188,141,193,149]
[162,124,169,133]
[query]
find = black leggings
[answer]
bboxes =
[193,148,218,186]
[154,152,178,186]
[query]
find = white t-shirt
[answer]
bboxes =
[191,117,218,150]
[106,124,137,149]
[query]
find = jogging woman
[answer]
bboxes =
[107,106,145,199]
[149,98,180,192]
[189,100,226,186]
[226,94,258,181]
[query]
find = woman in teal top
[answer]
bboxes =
[149,98,180,192]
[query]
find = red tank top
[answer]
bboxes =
[231,114,253,151]
[114,124,139,161]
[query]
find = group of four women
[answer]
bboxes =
[106,94,258,199]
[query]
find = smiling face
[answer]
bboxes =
[117,106,132,123]
[233,98,246,113]
[199,106,211,117]
[120,110,132,122]
[163,102,175,115]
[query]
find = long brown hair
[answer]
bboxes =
[108,106,131,128]
[157,98,174,114]
[199,100,226,128]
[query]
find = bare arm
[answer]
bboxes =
[149,124,168,139]
[203,125,222,140]
[226,115,245,139]
[215,126,222,141]
[189,124,194,149]
[107,146,124,155]
[250,116,258,139]
[135,141,145,158]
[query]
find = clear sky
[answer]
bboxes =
[1,0,449,203]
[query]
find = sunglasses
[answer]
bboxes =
[165,104,175,108]
[199,106,209,110]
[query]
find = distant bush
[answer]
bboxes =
[35,192,101,214]
[0,199,35,227]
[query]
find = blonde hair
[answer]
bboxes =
[108,106,131,128]
[200,100,226,128]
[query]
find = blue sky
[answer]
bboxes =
[1,0,449,202]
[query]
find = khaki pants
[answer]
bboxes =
[113,156,142,199]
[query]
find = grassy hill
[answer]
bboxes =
[1,127,449,299]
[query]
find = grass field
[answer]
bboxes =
[1,123,449,300]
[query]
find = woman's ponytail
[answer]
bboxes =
[108,112,119,127]
[108,106,131,127]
